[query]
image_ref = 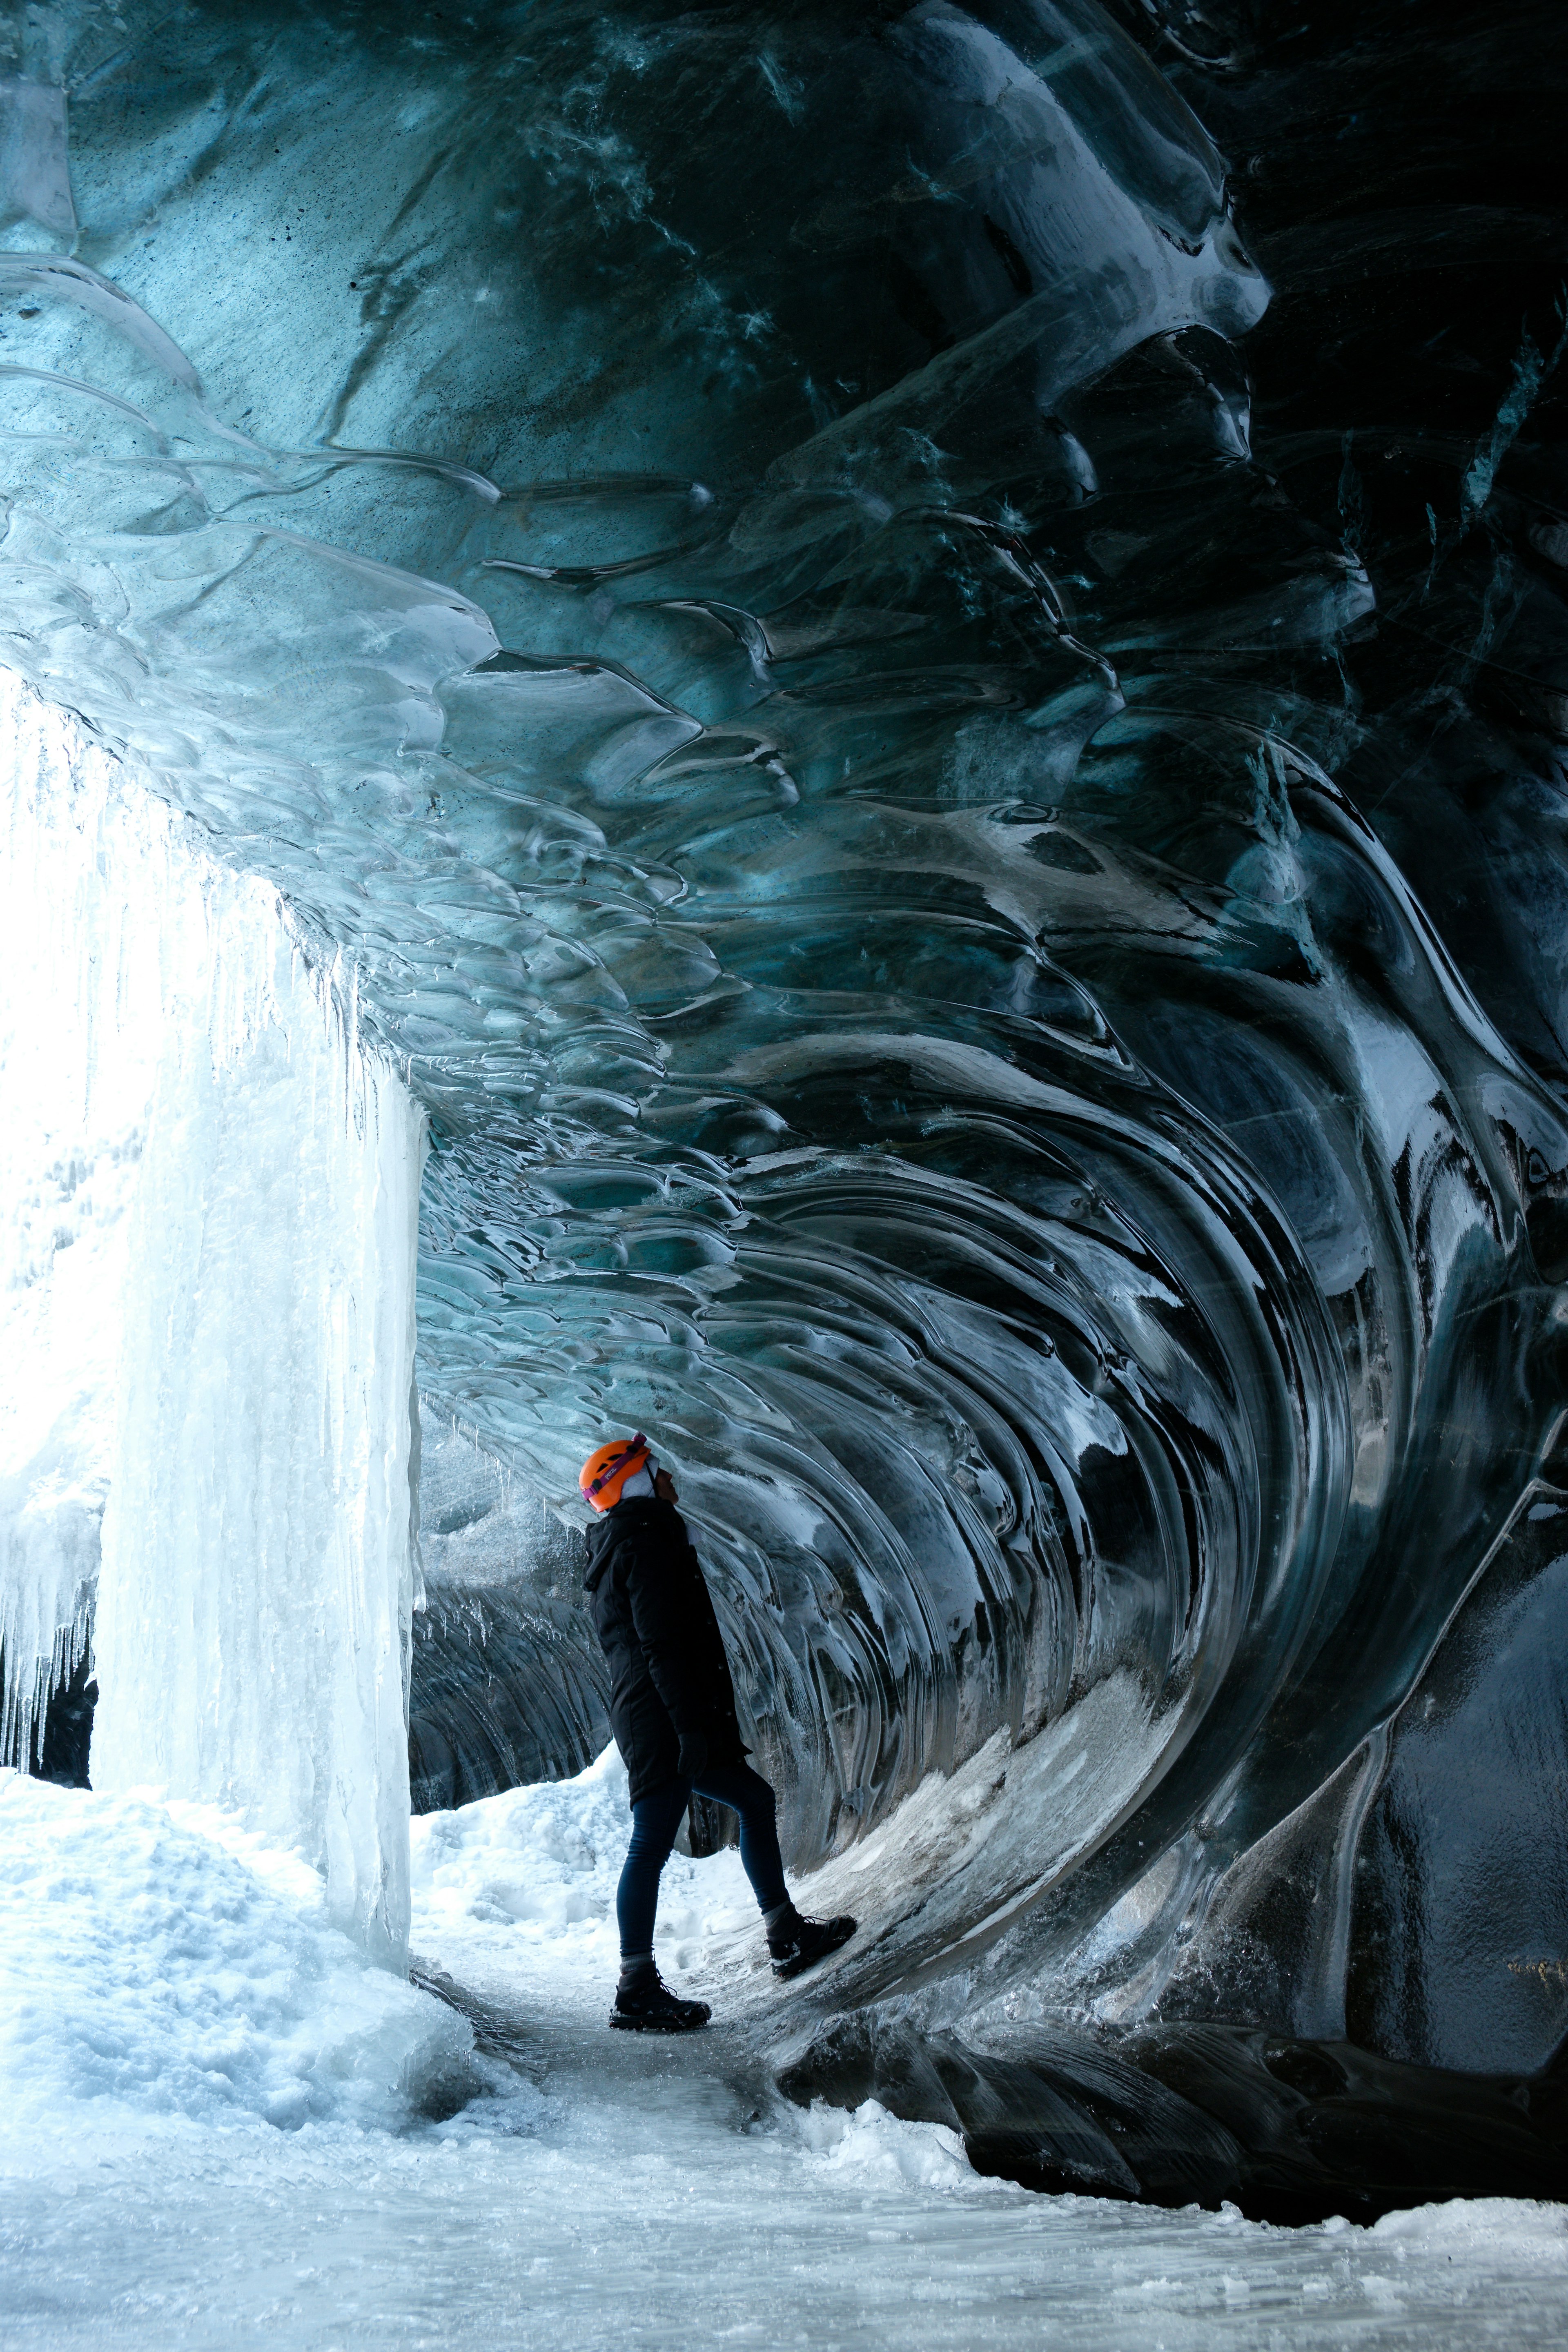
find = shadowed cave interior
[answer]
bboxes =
[11,0,1568,2221]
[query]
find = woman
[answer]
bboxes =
[581,1434,856,2031]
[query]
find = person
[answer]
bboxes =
[581,1434,856,2031]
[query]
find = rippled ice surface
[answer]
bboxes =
[3,1758,1565,2351]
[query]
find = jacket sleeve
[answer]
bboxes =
[621,1529,708,1733]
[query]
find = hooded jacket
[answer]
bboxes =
[582,1495,746,1807]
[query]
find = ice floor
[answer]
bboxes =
[3,1754,1567,2352]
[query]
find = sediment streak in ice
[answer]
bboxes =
[0,676,423,1959]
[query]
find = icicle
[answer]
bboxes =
[0,671,424,1963]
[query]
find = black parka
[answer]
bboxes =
[582,1495,746,1806]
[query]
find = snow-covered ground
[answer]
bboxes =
[3,1751,1567,2351]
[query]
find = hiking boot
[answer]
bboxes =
[768,1909,858,1981]
[608,1971,711,2033]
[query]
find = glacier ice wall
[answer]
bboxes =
[0,0,1566,2166]
[0,673,423,1959]
[0,0,1319,1886]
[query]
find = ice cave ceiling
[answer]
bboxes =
[7,0,1568,2207]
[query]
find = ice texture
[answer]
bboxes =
[0,673,424,1956]
[0,30,1292,1874]
[0,0,1566,2209]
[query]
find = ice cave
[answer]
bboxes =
[2,0,1568,2342]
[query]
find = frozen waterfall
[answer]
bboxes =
[0,673,423,1960]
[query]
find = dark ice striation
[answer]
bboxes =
[9,0,1568,2213]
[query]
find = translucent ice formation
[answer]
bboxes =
[0,3,1327,1880]
[0,675,423,1956]
[0,0,1566,2199]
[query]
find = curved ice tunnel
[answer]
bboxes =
[0,0,1562,2202]
[0,675,423,1960]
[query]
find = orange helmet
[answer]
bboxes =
[579,1433,652,1512]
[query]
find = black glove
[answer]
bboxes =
[677,1730,708,1782]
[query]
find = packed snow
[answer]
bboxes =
[3,1749,1566,2350]
[0,1774,477,2139]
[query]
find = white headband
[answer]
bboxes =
[618,1453,659,1501]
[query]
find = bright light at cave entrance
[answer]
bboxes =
[0,673,423,1962]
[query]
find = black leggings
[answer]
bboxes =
[617,1762,788,1958]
